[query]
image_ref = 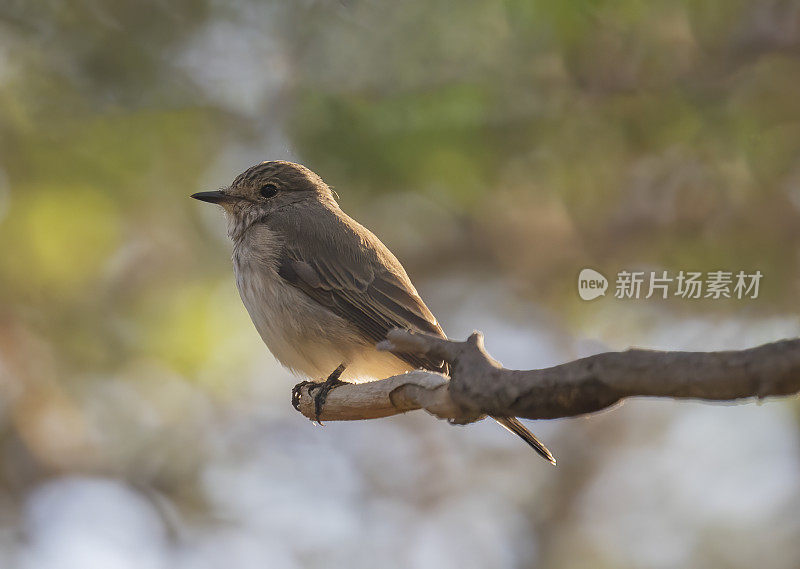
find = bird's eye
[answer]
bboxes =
[259,183,279,199]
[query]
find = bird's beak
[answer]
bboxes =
[190,190,233,204]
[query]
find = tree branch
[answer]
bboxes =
[292,329,800,423]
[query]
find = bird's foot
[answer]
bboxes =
[291,364,348,424]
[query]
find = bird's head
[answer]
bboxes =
[191,161,336,239]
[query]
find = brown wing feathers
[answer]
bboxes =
[277,252,446,373]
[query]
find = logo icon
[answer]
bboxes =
[578,268,608,301]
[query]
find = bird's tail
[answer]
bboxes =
[493,416,556,465]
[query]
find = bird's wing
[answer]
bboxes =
[272,209,447,373]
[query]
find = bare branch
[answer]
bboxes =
[293,369,479,423]
[292,329,800,422]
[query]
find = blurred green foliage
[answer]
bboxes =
[284,1,800,309]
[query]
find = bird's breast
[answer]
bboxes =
[232,237,407,381]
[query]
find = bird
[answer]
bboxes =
[191,160,556,464]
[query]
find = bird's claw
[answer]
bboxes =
[291,380,315,412]
[291,364,348,424]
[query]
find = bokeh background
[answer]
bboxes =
[1,1,800,567]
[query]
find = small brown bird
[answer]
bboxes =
[192,161,555,464]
